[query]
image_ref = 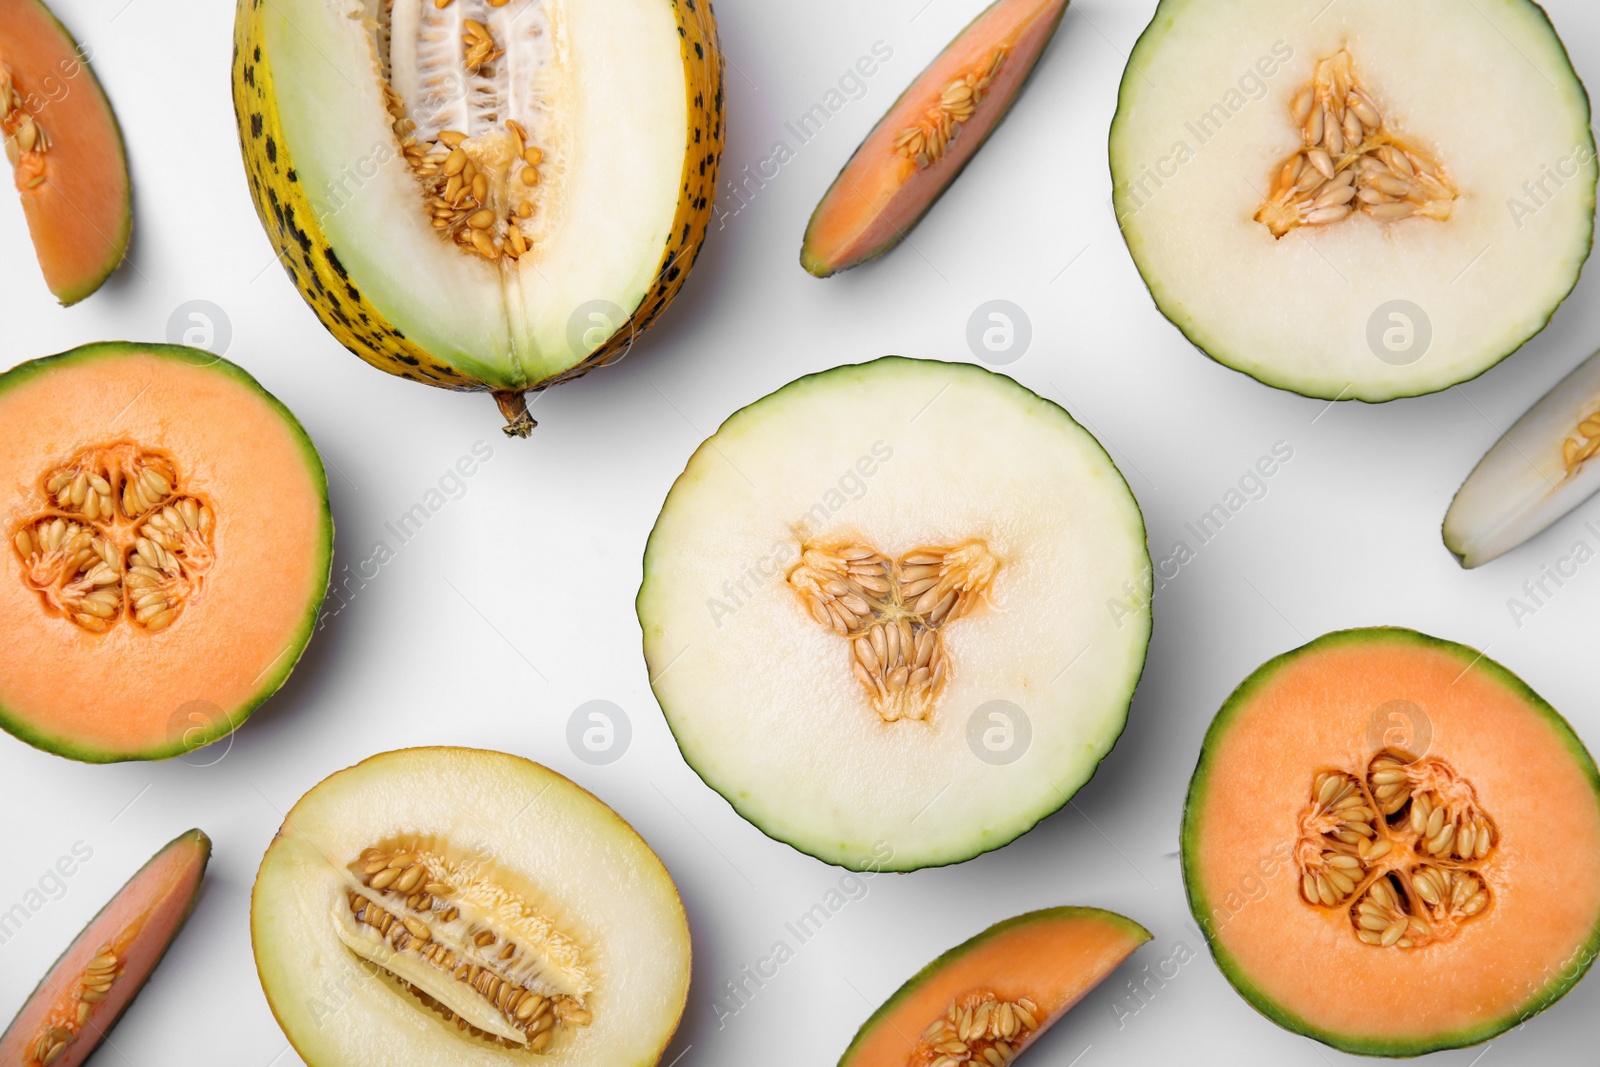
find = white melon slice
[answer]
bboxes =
[637,358,1152,871]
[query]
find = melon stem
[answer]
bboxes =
[495,390,536,438]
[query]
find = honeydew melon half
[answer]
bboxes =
[1110,0,1596,401]
[252,747,691,1067]
[637,358,1152,870]
[233,0,723,434]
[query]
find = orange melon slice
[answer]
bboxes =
[0,343,332,762]
[801,0,1068,277]
[0,0,131,306]
[838,907,1149,1067]
[1183,628,1600,1055]
[0,830,210,1067]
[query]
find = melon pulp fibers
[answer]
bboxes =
[1444,346,1600,568]
[638,357,1151,871]
[838,907,1149,1067]
[801,0,1068,277]
[1110,0,1595,401]
[1183,628,1600,1056]
[0,0,131,305]
[233,0,725,436]
[0,343,332,763]
[0,830,210,1067]
[252,747,690,1066]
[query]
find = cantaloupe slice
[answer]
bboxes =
[0,830,210,1067]
[0,0,131,305]
[838,907,1149,1067]
[801,0,1068,277]
[0,343,332,762]
[1183,628,1600,1055]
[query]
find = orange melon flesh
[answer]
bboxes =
[838,907,1149,1067]
[0,344,331,762]
[0,830,210,1067]
[801,0,1068,277]
[1184,628,1600,1056]
[0,0,131,306]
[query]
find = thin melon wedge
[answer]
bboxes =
[1183,628,1600,1055]
[801,0,1069,277]
[0,0,131,305]
[838,907,1150,1067]
[0,830,210,1067]
[1444,347,1600,568]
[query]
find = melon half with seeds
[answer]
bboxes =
[252,747,691,1066]
[1183,628,1600,1055]
[232,0,724,435]
[1110,0,1596,400]
[638,358,1151,870]
[0,343,331,762]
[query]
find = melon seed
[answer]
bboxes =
[915,991,1038,1067]
[895,49,1008,170]
[787,539,999,722]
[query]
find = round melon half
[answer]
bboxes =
[1183,628,1600,1055]
[1111,0,1595,401]
[0,343,331,762]
[638,357,1152,870]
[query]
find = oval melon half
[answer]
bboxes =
[252,747,691,1067]
[1110,0,1595,400]
[0,343,332,762]
[1182,627,1600,1055]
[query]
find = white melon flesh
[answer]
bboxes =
[1111,0,1595,401]
[637,358,1152,871]
[1445,348,1600,567]
[251,748,690,1067]
[260,0,690,386]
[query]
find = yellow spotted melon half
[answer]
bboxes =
[232,0,724,435]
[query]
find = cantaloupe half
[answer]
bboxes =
[1183,628,1600,1055]
[0,343,332,762]
[838,907,1149,1067]
[0,829,210,1067]
[801,0,1068,277]
[0,0,131,305]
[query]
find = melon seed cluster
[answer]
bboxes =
[11,444,215,634]
[915,991,1040,1067]
[1295,748,1496,950]
[27,945,122,1066]
[895,49,1008,170]
[0,67,49,191]
[1560,405,1600,477]
[341,844,591,1052]
[383,23,545,264]
[788,539,999,723]
[1256,50,1456,237]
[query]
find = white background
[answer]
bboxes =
[2,0,1599,1064]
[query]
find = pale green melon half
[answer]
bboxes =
[638,358,1152,870]
[1111,0,1595,401]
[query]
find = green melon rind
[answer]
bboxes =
[0,343,333,763]
[637,356,1153,872]
[837,906,1151,1067]
[1108,0,1596,403]
[13,0,132,307]
[0,829,211,1056]
[1180,626,1600,1056]
[800,0,1070,278]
